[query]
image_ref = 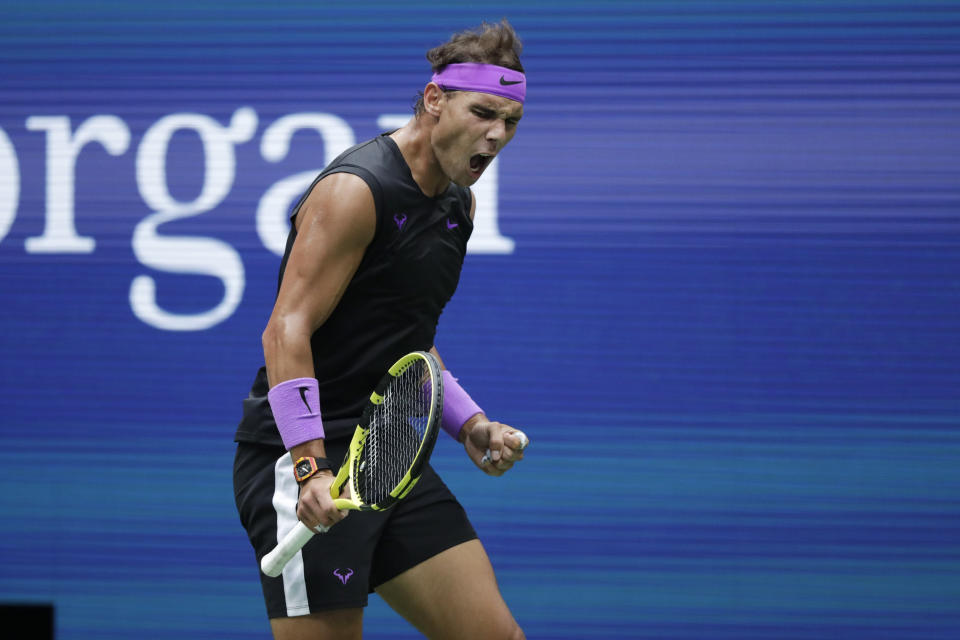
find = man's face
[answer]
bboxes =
[430,90,523,187]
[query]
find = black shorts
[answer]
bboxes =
[233,439,478,618]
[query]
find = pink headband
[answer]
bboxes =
[431,63,526,104]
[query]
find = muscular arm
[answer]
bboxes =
[262,171,375,526]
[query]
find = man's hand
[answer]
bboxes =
[296,471,350,532]
[460,415,529,476]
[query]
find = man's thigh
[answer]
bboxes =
[375,539,523,640]
[270,608,363,640]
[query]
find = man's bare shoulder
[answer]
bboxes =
[295,172,377,247]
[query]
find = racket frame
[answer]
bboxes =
[331,350,443,511]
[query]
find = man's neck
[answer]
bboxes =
[390,119,450,198]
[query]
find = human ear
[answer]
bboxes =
[423,82,444,117]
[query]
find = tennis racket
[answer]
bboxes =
[260,350,443,578]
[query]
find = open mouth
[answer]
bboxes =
[469,153,494,176]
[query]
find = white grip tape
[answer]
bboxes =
[260,521,316,578]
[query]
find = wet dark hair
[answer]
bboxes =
[413,19,524,116]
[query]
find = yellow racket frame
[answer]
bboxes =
[328,350,442,512]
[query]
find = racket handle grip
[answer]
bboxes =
[261,521,320,577]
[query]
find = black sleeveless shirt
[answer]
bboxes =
[235,133,473,445]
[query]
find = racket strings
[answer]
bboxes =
[357,361,432,505]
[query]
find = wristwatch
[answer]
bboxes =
[293,456,333,483]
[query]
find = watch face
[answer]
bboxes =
[295,459,313,478]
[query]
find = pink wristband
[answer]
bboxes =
[441,370,483,440]
[267,377,325,450]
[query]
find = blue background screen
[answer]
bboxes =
[1,2,958,638]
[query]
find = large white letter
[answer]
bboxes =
[24,115,131,253]
[131,107,257,331]
[256,113,355,255]
[377,114,514,254]
[0,127,19,246]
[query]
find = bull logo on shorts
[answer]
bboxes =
[333,568,354,585]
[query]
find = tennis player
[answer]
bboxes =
[233,20,528,640]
